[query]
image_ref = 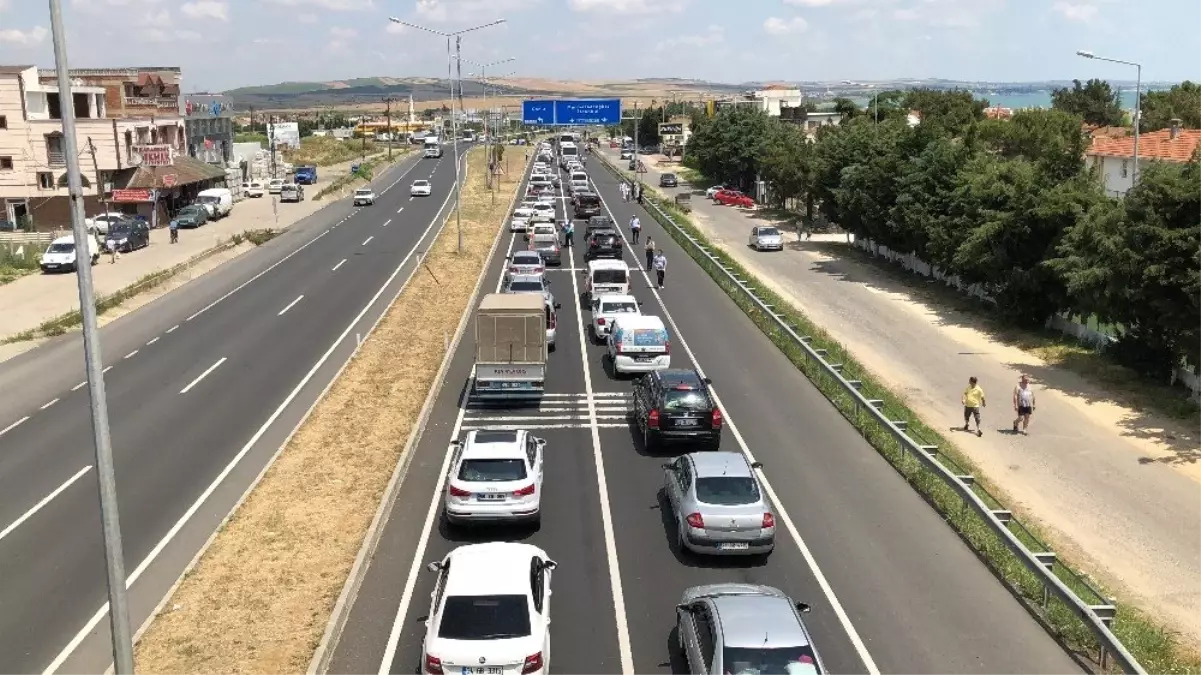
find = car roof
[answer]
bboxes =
[512,250,542,260]
[590,229,619,237]
[597,294,638,305]
[687,451,750,479]
[507,273,545,283]
[50,236,77,244]
[588,259,628,270]
[444,542,547,596]
[657,368,705,388]
[463,430,526,459]
[712,593,809,649]
[413,179,429,184]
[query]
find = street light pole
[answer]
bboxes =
[47,1,134,672]
[465,57,515,192]
[1077,50,1142,184]
[389,17,506,254]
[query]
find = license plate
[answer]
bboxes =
[719,542,750,550]
[634,355,655,362]
[499,381,530,389]
[461,668,503,675]
[675,418,698,427]
[477,493,506,501]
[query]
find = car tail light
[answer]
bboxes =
[648,409,660,429]
[685,512,704,529]
[521,652,543,674]
[711,407,723,429]
[664,341,670,355]
[448,485,471,498]
[597,317,606,325]
[549,312,557,329]
[762,512,775,529]
[512,483,536,498]
[509,266,518,274]
[424,654,443,674]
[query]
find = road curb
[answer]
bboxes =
[308,146,532,675]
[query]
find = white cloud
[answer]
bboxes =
[784,0,847,6]
[330,26,358,38]
[656,24,723,51]
[0,25,48,45]
[385,20,405,33]
[853,8,878,20]
[0,0,11,11]
[298,12,318,22]
[570,0,685,15]
[144,27,200,42]
[412,0,540,21]
[893,8,920,20]
[1052,2,1098,21]
[181,1,229,20]
[763,16,808,35]
[261,0,375,9]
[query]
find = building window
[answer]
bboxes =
[0,115,7,129]
[0,156,13,170]
[37,172,54,189]
[1120,160,1129,178]
[47,92,62,120]
[45,133,65,167]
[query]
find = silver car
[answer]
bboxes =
[675,584,825,674]
[662,452,775,556]
[749,225,784,251]
[507,250,545,277]
[502,273,561,348]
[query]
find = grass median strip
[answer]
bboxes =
[600,156,1200,674]
[133,147,518,673]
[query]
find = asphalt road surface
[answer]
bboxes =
[324,151,1085,675]
[0,146,471,674]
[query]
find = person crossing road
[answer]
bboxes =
[629,215,641,244]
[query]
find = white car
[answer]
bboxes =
[510,207,534,232]
[411,179,432,197]
[705,184,729,199]
[267,178,284,194]
[590,293,641,342]
[530,203,555,223]
[423,542,554,675]
[444,428,545,526]
[83,213,125,236]
[749,225,784,251]
[243,181,265,198]
[353,188,376,206]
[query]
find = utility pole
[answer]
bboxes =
[450,35,464,253]
[47,1,134,673]
[268,114,277,178]
[87,137,109,220]
[383,97,395,160]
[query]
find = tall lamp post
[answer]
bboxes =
[47,1,135,672]
[464,57,515,190]
[388,17,506,253]
[1077,50,1142,184]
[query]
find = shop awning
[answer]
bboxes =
[115,155,226,190]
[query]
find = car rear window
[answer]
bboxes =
[601,300,638,314]
[577,195,601,206]
[722,645,821,674]
[458,458,527,482]
[593,269,627,284]
[695,476,760,505]
[508,281,544,292]
[438,595,531,640]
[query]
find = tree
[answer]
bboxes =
[758,123,815,215]
[1139,81,1201,132]
[903,88,987,136]
[832,97,861,120]
[1051,78,1123,127]
[890,135,976,260]
[683,106,774,190]
[828,120,908,241]
[978,108,1090,182]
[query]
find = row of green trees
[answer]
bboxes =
[683,88,1199,380]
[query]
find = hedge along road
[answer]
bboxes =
[0,144,470,674]
[321,150,1084,674]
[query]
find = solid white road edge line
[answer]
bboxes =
[559,167,635,674]
[179,357,227,395]
[0,465,92,544]
[278,295,305,317]
[591,174,883,675]
[44,161,464,675]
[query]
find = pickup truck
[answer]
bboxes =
[473,293,548,400]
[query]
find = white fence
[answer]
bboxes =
[853,237,1200,397]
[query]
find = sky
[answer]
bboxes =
[0,0,1197,92]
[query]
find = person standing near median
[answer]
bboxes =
[652,249,667,289]
[961,376,986,436]
[1012,375,1036,435]
[644,237,655,270]
[636,183,644,205]
[629,214,641,244]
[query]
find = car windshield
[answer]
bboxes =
[196,195,218,204]
[663,389,710,412]
[437,595,531,641]
[593,269,627,284]
[722,645,821,675]
[355,190,371,195]
[47,242,75,253]
[759,228,781,237]
[508,281,544,293]
[695,476,760,506]
[108,224,132,236]
[458,458,527,482]
[601,301,638,314]
[181,207,203,216]
[664,174,677,180]
[577,196,600,206]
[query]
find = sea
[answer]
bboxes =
[846,90,1148,110]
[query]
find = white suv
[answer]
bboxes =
[444,428,545,526]
[423,543,555,675]
[353,188,375,206]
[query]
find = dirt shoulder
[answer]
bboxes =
[132,147,518,673]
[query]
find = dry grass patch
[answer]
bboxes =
[133,147,520,674]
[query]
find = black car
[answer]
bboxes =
[104,219,150,252]
[631,369,722,451]
[574,193,602,219]
[659,173,678,188]
[586,215,615,236]
[584,229,623,260]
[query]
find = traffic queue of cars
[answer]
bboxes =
[417,138,825,675]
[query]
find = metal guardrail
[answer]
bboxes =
[596,152,1146,675]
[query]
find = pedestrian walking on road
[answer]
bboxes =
[168,218,179,244]
[620,181,630,202]
[636,183,644,205]
[1012,375,1036,434]
[644,237,655,270]
[961,376,986,436]
[108,241,120,264]
[561,219,574,248]
[629,215,641,244]
[652,250,667,289]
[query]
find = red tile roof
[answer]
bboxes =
[1083,124,1132,139]
[1088,128,1201,162]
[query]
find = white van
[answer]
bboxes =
[40,234,99,273]
[570,170,588,185]
[586,259,630,298]
[196,188,233,218]
[607,315,671,375]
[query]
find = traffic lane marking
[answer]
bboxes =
[332,259,347,272]
[278,295,304,316]
[39,398,58,410]
[0,465,92,545]
[179,357,227,394]
[0,416,30,437]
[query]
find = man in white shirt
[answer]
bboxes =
[652,250,667,289]
[1012,375,1036,434]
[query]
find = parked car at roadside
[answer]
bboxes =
[104,219,150,253]
[714,189,755,208]
[173,205,209,229]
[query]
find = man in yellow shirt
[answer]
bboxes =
[962,376,986,436]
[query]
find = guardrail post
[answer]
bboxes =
[867,399,884,410]
[956,474,975,486]
[991,509,1013,524]
[1033,552,1057,608]
[892,420,908,431]
[1090,604,1118,669]
[829,364,844,373]
[920,445,939,457]
[846,379,862,389]
[814,348,828,358]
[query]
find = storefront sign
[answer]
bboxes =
[111,188,154,203]
[131,145,173,167]
[162,174,178,187]
[659,123,684,135]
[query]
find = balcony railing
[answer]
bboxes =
[123,96,179,110]
[47,150,65,168]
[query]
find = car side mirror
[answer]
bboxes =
[637,301,644,306]
[661,463,676,471]
[796,602,811,613]
[676,603,692,614]
[554,303,562,309]
[750,461,763,470]
[542,559,557,571]
[702,377,712,385]
[426,561,441,573]
[535,438,547,447]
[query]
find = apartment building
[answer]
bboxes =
[0,65,224,230]
[714,85,805,117]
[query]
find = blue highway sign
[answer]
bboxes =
[521,98,622,126]
[521,100,554,125]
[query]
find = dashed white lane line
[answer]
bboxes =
[179,357,226,395]
[382,218,392,227]
[101,366,113,374]
[124,350,138,360]
[332,259,347,272]
[0,465,92,544]
[71,381,86,392]
[0,416,30,437]
[166,324,179,334]
[40,398,59,410]
[278,295,304,316]
[362,236,374,246]
[397,207,404,214]
[146,337,160,346]
[408,196,414,201]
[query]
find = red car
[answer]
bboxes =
[714,189,755,208]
